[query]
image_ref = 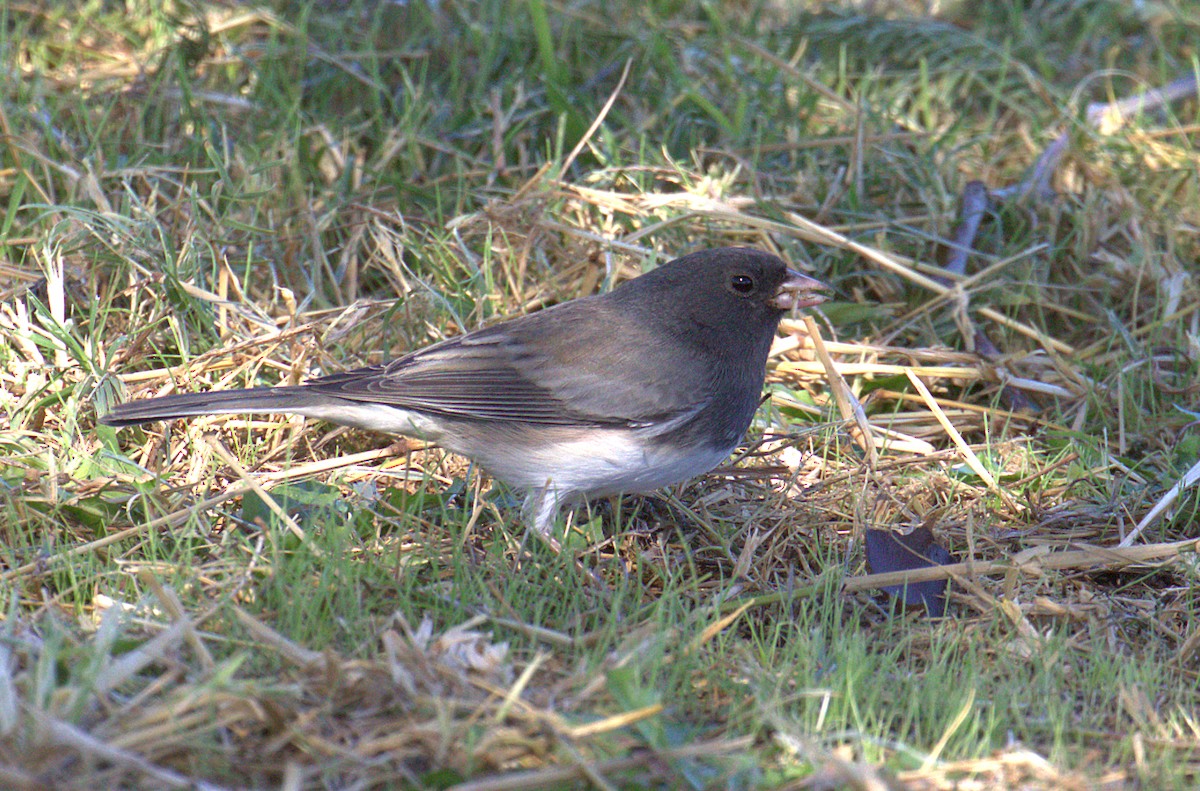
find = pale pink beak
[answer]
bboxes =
[770,269,828,310]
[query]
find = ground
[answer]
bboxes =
[1,1,1199,788]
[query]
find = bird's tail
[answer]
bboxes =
[98,386,332,427]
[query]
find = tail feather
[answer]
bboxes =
[99,386,331,427]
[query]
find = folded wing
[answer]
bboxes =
[303,300,708,432]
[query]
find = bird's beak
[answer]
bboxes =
[770,269,829,310]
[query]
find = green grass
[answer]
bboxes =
[2,0,1200,787]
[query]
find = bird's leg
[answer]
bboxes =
[522,483,564,553]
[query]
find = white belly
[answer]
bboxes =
[474,430,734,502]
[296,403,731,502]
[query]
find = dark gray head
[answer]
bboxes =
[608,247,827,357]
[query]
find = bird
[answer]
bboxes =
[100,247,827,547]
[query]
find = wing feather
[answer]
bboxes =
[301,300,708,429]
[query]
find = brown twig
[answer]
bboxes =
[938,180,990,279]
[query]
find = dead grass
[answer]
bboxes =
[2,0,1200,788]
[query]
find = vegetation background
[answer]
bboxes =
[2,0,1199,788]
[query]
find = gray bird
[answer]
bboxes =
[101,247,827,545]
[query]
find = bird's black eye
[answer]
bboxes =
[730,274,755,295]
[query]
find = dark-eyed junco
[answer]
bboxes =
[101,247,826,545]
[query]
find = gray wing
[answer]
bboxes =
[302,299,707,430]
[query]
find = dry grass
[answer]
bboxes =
[2,0,1200,788]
